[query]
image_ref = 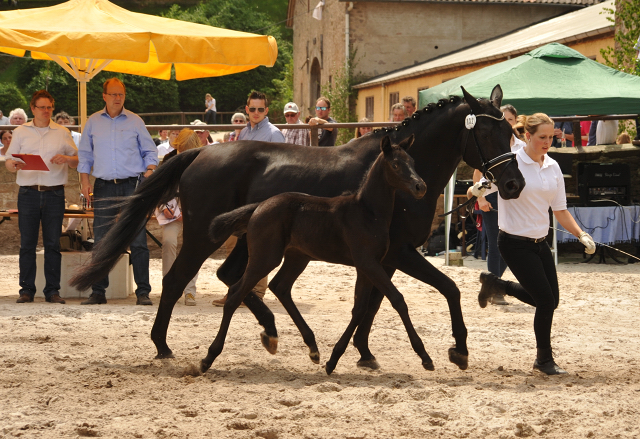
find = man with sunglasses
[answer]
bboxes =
[212,91,284,308]
[78,77,158,306]
[309,96,338,146]
[6,90,78,304]
[236,91,284,144]
[282,102,310,146]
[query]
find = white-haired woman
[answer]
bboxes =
[228,113,246,141]
[9,108,27,126]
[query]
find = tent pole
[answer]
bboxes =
[79,79,88,131]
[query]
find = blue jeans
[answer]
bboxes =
[92,177,151,297]
[483,193,507,277]
[17,186,65,299]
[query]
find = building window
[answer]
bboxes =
[389,92,399,114]
[366,97,374,120]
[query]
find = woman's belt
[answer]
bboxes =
[499,230,546,243]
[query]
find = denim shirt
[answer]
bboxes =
[237,117,285,143]
[78,107,158,179]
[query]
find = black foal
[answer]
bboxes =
[205,135,429,374]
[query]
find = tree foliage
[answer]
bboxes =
[0,82,27,116]
[601,0,640,75]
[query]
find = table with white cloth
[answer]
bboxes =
[555,205,640,263]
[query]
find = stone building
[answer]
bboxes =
[286,0,600,118]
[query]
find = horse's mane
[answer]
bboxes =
[370,95,464,139]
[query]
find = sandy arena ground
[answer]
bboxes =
[0,250,639,439]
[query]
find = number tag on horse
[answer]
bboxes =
[465,114,476,130]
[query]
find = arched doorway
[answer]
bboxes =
[309,58,321,112]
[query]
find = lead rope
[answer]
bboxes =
[552,227,640,262]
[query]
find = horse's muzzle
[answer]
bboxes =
[412,179,427,199]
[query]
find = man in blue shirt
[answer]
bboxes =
[78,78,158,305]
[237,91,285,143]
[212,91,283,307]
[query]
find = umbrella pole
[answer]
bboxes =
[79,79,88,131]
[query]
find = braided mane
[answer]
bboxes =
[371,95,463,137]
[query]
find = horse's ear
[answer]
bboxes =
[461,86,482,114]
[380,135,392,156]
[398,134,415,151]
[490,84,503,109]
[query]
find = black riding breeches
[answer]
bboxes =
[498,233,559,349]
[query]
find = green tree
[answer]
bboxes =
[601,0,640,75]
[0,82,28,116]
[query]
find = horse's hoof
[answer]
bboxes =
[199,360,212,374]
[324,362,336,375]
[260,331,278,355]
[356,358,380,370]
[448,347,469,370]
[309,350,320,364]
[422,359,435,371]
[154,350,175,359]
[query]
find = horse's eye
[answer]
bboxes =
[392,163,399,169]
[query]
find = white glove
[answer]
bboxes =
[471,181,489,198]
[579,232,596,255]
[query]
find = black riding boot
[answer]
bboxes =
[478,271,507,308]
[533,347,567,375]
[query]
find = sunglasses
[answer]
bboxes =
[316,106,328,111]
[233,119,245,123]
[284,113,298,117]
[248,107,266,113]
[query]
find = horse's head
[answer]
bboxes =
[460,85,525,200]
[381,135,427,199]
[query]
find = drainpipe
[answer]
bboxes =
[345,2,353,67]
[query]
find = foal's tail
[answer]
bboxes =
[70,148,203,292]
[209,203,261,242]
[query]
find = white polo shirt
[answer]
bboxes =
[484,147,566,239]
[7,121,78,187]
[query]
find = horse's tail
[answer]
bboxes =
[70,148,203,292]
[209,203,261,242]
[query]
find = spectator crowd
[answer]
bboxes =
[0,83,634,308]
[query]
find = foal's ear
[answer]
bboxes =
[398,134,415,151]
[380,135,392,156]
[490,84,503,109]
[461,86,482,114]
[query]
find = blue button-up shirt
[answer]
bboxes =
[78,107,158,179]
[238,117,285,143]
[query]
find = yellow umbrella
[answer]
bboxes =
[0,0,278,126]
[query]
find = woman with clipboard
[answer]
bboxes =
[5,90,78,305]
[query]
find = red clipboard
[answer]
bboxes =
[12,154,50,171]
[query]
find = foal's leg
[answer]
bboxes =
[200,250,283,373]
[325,272,372,375]
[382,246,469,370]
[357,260,434,371]
[351,267,394,370]
[267,251,320,363]
[216,234,279,343]
[151,236,218,359]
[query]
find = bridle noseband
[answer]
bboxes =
[463,112,517,185]
[439,110,517,218]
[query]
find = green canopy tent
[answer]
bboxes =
[419,43,640,116]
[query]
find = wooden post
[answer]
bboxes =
[310,126,319,146]
[572,121,582,147]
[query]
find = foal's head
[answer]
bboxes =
[381,135,427,199]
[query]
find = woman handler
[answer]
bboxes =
[468,113,596,375]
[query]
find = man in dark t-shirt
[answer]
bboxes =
[309,96,338,146]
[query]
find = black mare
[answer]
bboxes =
[71,85,525,371]
[206,135,427,374]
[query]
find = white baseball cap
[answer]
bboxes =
[190,119,207,131]
[283,102,299,114]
